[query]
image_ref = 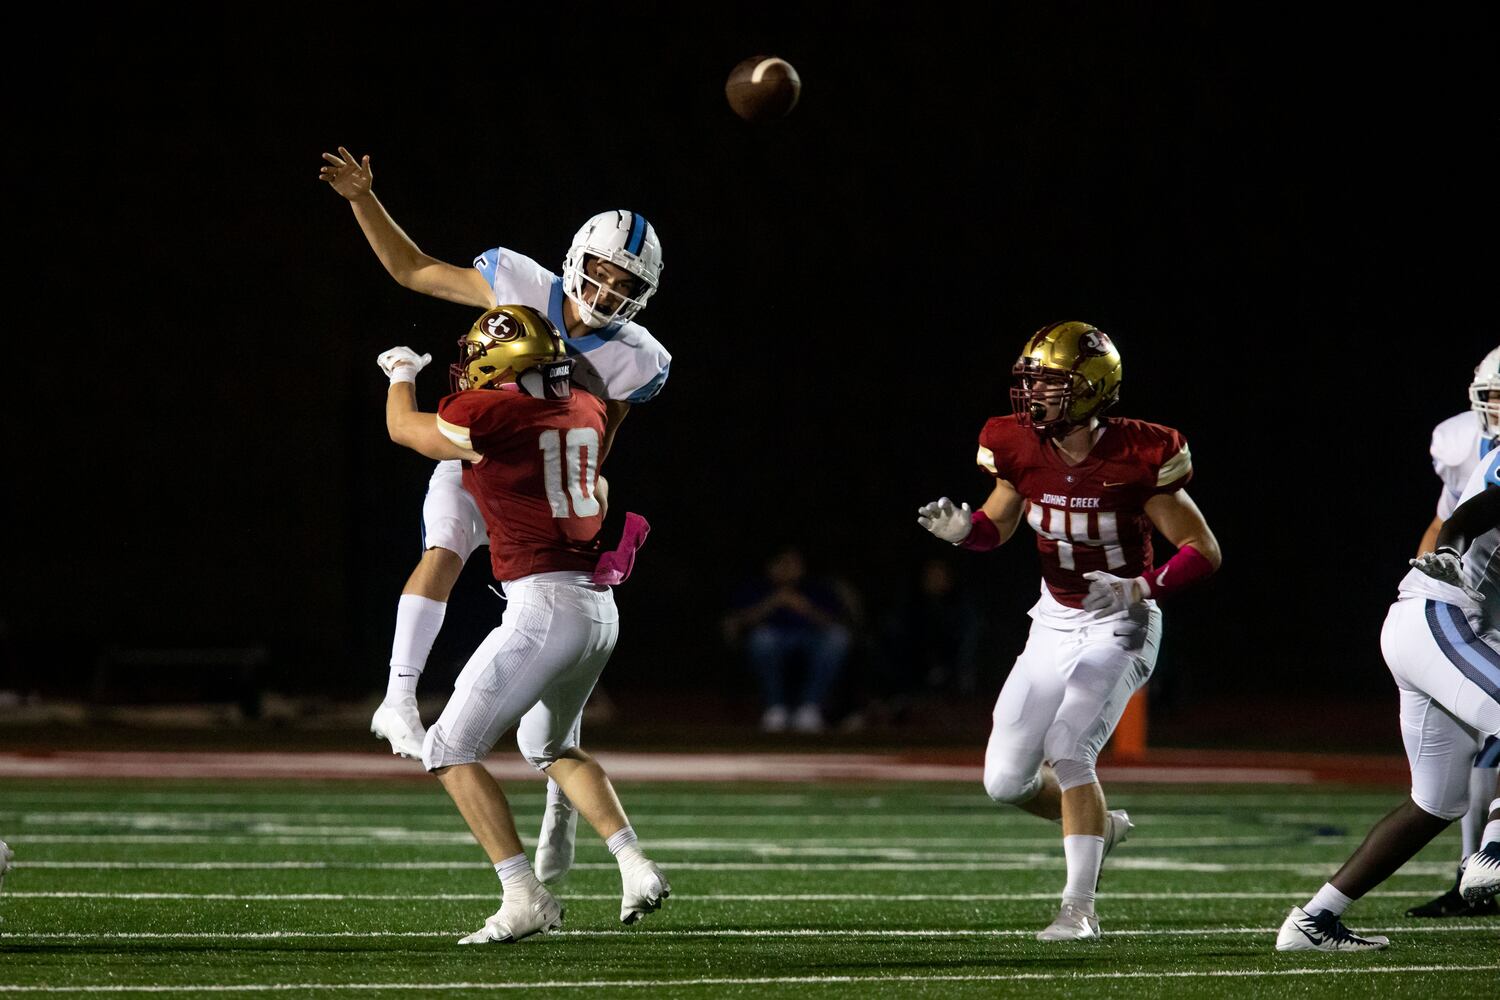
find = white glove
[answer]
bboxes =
[917,497,972,544]
[1410,549,1484,603]
[377,346,432,385]
[1082,570,1150,615]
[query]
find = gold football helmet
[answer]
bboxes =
[451,304,572,398]
[1010,321,1122,434]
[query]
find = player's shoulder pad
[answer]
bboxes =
[977,415,1025,476]
[614,320,673,403]
[472,246,554,294]
[1430,410,1478,470]
[1113,418,1192,489]
[437,389,516,452]
[1459,446,1500,504]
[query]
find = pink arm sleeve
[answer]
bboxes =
[1142,544,1215,599]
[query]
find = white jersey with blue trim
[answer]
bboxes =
[471,246,671,405]
[1400,447,1500,622]
[1430,410,1482,519]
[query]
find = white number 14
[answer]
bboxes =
[538,427,600,518]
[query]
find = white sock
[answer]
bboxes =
[494,852,539,895]
[1483,811,1500,849]
[1306,881,1353,917]
[546,779,572,813]
[607,826,645,867]
[1061,834,1104,909]
[1460,769,1498,856]
[386,595,446,700]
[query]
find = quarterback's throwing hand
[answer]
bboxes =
[918,497,972,544]
[1410,549,1484,603]
[1082,570,1150,616]
[378,346,432,385]
[320,146,373,200]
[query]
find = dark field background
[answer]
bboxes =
[4,8,1492,741]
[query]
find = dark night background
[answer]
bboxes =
[7,8,1493,741]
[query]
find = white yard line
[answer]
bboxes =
[11,859,1458,874]
[1,967,1496,993]
[5,890,1445,902]
[0,925,1491,941]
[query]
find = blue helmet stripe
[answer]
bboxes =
[625,212,647,255]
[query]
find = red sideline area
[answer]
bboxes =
[0,749,1411,785]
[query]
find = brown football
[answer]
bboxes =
[725,56,801,122]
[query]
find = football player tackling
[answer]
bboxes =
[321,147,669,887]
[1277,453,1500,951]
[379,305,666,943]
[919,322,1221,941]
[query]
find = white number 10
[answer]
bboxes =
[538,427,600,518]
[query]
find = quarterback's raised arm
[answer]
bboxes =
[320,147,492,308]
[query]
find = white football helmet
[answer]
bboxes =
[1470,346,1500,440]
[562,210,663,328]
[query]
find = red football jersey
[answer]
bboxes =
[437,387,607,581]
[977,416,1193,608]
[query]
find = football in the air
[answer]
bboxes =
[725,56,801,121]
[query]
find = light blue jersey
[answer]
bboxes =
[472,247,671,405]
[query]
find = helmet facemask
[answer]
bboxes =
[1470,346,1500,441]
[563,251,655,328]
[1010,366,1075,435]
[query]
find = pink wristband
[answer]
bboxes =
[960,510,1000,551]
[1142,544,1214,599]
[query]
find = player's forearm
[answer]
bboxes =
[1436,488,1500,555]
[385,384,455,461]
[601,401,631,465]
[1168,530,1221,571]
[350,192,438,287]
[1417,515,1444,557]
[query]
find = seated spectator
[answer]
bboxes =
[723,546,851,733]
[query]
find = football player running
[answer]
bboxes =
[378,305,667,943]
[918,322,1222,941]
[321,147,669,886]
[1276,452,1500,952]
[1405,345,1500,919]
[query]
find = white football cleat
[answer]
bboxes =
[0,839,13,894]
[1036,900,1100,941]
[457,885,563,944]
[1275,906,1389,952]
[370,697,426,759]
[1103,809,1133,858]
[619,856,671,924]
[535,784,579,885]
[1459,844,1500,905]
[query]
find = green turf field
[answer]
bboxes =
[0,778,1496,997]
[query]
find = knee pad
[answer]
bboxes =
[984,763,1042,804]
[422,722,481,773]
[517,729,577,773]
[1409,786,1469,822]
[1052,757,1098,792]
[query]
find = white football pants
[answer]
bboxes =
[420,460,488,558]
[423,573,618,771]
[1381,597,1500,819]
[983,604,1161,803]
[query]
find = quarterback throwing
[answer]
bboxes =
[919,321,1221,941]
